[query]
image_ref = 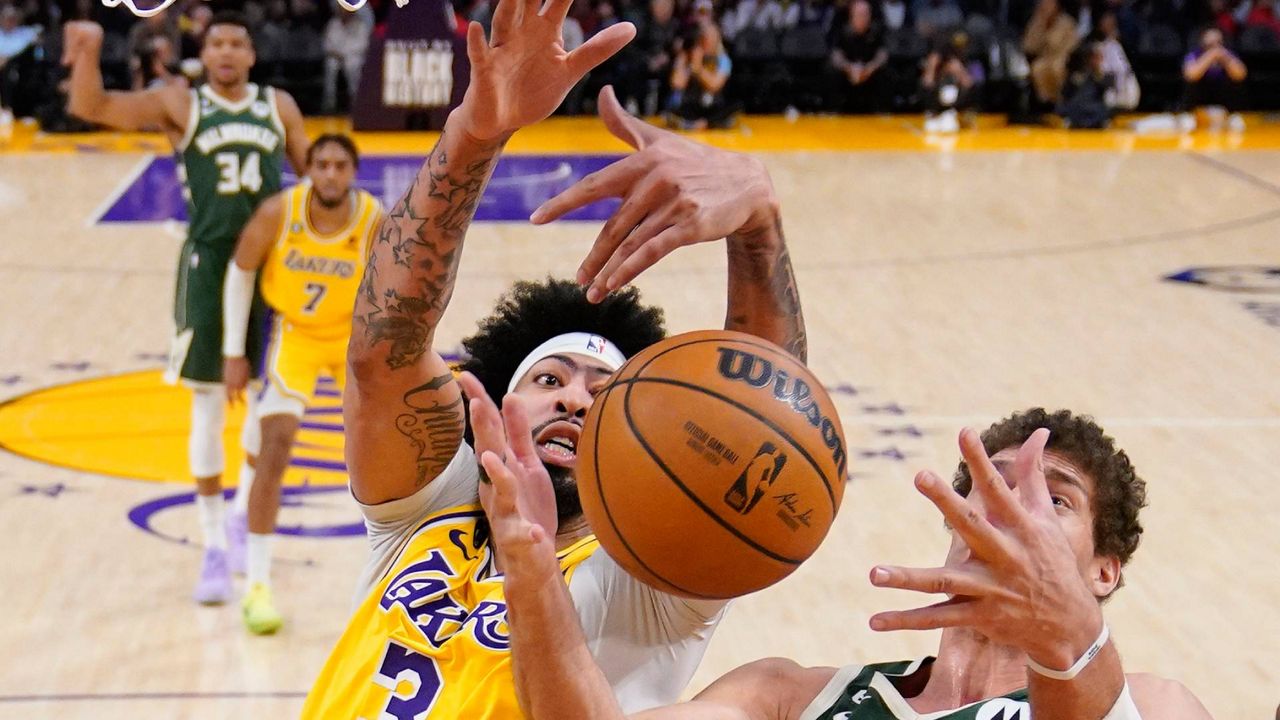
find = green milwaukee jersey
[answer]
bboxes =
[800,659,1031,720]
[176,83,286,249]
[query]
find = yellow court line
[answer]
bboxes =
[4,115,1280,154]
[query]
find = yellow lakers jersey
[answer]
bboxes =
[260,182,381,339]
[301,505,599,719]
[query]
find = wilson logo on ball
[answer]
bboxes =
[715,348,848,477]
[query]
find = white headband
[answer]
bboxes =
[507,332,627,393]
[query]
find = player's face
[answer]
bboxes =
[509,354,615,472]
[307,145,357,207]
[201,25,255,86]
[944,447,1120,597]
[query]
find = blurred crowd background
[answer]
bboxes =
[1,0,1277,133]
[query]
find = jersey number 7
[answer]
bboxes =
[303,282,328,314]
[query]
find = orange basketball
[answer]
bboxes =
[577,329,847,600]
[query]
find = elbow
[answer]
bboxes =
[346,339,387,387]
[66,96,97,122]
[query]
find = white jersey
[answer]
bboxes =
[355,442,729,712]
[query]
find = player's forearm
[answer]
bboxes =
[349,114,507,378]
[1027,638,1127,720]
[506,570,626,720]
[67,50,109,122]
[725,209,808,362]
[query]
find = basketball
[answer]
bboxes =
[577,330,848,600]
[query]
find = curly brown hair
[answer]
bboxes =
[953,408,1148,573]
[460,277,667,410]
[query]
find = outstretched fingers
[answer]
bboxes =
[530,154,644,225]
[869,596,976,632]
[565,22,636,82]
[914,470,1011,561]
[499,393,540,471]
[1013,428,1053,513]
[869,564,997,598]
[958,428,1022,522]
[597,85,662,150]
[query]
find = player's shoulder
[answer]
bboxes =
[268,87,303,118]
[1127,673,1213,718]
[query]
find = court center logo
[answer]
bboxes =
[724,441,788,515]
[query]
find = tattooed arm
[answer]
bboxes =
[345,129,504,505]
[344,0,636,505]
[724,218,807,362]
[531,87,806,360]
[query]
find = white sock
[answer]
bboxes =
[232,461,255,515]
[247,532,273,587]
[196,493,227,550]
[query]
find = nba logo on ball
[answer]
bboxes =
[577,330,847,600]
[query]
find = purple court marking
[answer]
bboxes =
[0,691,307,703]
[98,155,624,224]
[128,486,363,544]
[18,483,73,498]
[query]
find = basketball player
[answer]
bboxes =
[302,1,804,716]
[63,13,309,604]
[221,134,381,634]
[490,408,1215,719]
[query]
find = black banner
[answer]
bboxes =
[352,0,470,131]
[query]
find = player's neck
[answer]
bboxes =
[908,628,1028,712]
[554,514,590,551]
[206,79,250,103]
[308,192,353,235]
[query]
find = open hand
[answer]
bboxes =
[457,372,559,581]
[454,0,636,141]
[868,428,1106,671]
[530,86,778,302]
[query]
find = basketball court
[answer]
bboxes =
[0,116,1276,718]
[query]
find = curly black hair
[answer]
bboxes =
[953,408,1148,575]
[460,277,667,407]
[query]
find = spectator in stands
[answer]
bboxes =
[1057,40,1113,126]
[126,8,180,64]
[723,0,788,40]
[1095,10,1139,109]
[921,30,977,131]
[785,0,836,30]
[830,0,888,112]
[1023,0,1079,104]
[0,3,38,127]
[667,20,736,128]
[633,0,680,115]
[179,4,213,60]
[1245,0,1280,33]
[880,0,911,31]
[914,0,963,39]
[133,34,183,91]
[1182,26,1247,130]
[1206,0,1239,37]
[322,7,371,114]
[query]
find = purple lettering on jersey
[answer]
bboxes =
[380,550,470,648]
[462,600,511,651]
[96,155,623,224]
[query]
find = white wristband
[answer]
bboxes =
[1027,623,1110,681]
[222,263,256,358]
[1102,681,1143,719]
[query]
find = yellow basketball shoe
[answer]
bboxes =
[241,582,283,635]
